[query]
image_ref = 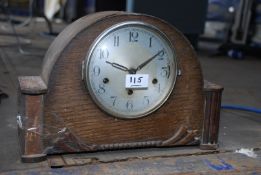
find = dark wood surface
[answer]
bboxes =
[25,95,43,154]
[201,81,224,149]
[40,11,204,153]
[17,76,47,162]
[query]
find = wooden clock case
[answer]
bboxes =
[17,11,223,163]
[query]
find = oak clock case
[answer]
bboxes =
[17,11,221,163]
[83,22,178,119]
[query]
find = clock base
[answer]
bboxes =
[18,76,223,162]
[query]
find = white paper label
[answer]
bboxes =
[125,74,149,89]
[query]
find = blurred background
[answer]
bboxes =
[1,0,261,54]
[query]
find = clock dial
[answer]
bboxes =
[84,22,177,119]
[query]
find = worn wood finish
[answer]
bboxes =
[18,76,47,95]
[201,81,224,150]
[17,92,46,162]
[17,76,47,162]
[40,11,204,153]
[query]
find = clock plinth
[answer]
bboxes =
[17,11,223,162]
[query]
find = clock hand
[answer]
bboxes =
[105,61,130,72]
[135,50,164,71]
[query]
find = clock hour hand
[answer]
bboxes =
[135,50,164,71]
[106,61,129,72]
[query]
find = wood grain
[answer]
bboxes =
[41,11,204,153]
[201,81,224,149]
[24,95,42,154]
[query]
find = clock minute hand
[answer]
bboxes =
[106,61,129,72]
[136,50,164,71]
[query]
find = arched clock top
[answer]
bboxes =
[17,12,223,163]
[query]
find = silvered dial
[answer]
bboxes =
[84,22,177,119]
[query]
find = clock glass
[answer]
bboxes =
[84,21,177,119]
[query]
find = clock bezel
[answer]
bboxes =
[83,21,178,119]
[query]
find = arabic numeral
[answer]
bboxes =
[93,66,100,76]
[158,50,165,60]
[114,36,119,46]
[149,37,152,47]
[129,31,138,42]
[97,84,105,94]
[143,96,150,105]
[99,48,109,59]
[126,100,133,110]
[161,65,170,78]
[129,76,143,84]
[110,96,117,106]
